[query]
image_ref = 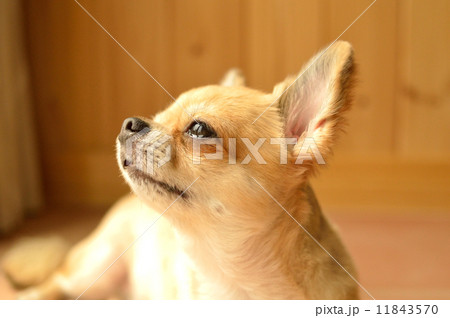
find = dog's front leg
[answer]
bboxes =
[16,197,138,300]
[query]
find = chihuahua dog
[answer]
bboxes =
[10,41,358,299]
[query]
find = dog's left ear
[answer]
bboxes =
[274,41,355,166]
[220,68,246,87]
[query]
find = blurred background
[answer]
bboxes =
[0,0,449,299]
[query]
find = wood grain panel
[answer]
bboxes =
[311,160,450,211]
[240,0,323,91]
[173,0,241,92]
[324,0,397,156]
[0,0,42,232]
[396,0,450,158]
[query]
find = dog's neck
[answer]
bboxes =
[172,182,322,299]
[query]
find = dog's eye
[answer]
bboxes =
[186,121,217,138]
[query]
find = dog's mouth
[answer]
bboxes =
[125,165,187,198]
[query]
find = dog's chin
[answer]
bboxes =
[124,166,188,201]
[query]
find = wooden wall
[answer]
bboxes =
[23,0,450,211]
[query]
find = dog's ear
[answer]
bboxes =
[274,41,355,167]
[220,68,246,87]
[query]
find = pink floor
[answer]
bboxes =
[0,207,449,300]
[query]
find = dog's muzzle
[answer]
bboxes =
[117,117,172,173]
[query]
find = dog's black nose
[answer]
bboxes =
[122,117,149,133]
[118,117,150,144]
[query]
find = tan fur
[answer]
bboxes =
[11,41,358,299]
[2,236,69,288]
